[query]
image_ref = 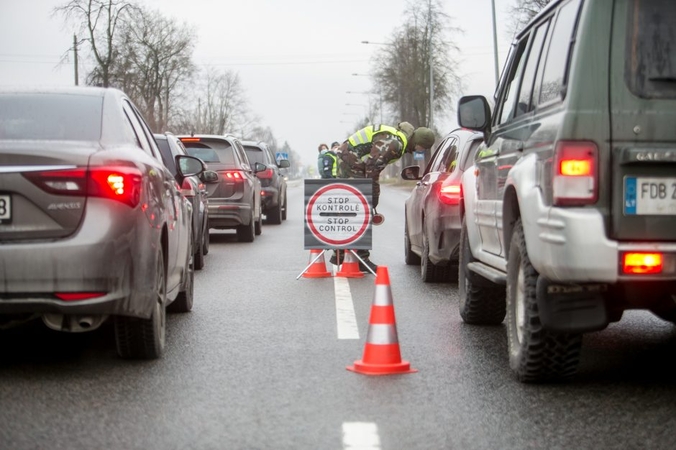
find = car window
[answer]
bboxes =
[538,0,582,105]
[625,0,676,99]
[496,38,529,125]
[0,94,102,141]
[130,103,162,161]
[122,101,153,154]
[243,146,266,165]
[233,141,250,169]
[515,20,550,118]
[424,137,453,174]
[183,139,235,163]
[460,139,484,171]
[155,137,178,177]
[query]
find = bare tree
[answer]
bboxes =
[174,67,251,135]
[507,0,551,38]
[54,0,136,87]
[111,7,196,131]
[371,0,462,131]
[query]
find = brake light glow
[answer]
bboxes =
[553,141,598,206]
[439,183,462,205]
[55,292,107,301]
[223,170,245,181]
[179,137,201,143]
[257,168,274,179]
[181,178,195,197]
[622,252,663,275]
[88,167,143,208]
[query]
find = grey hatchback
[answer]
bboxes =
[179,134,265,242]
[0,87,204,359]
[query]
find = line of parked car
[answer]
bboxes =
[0,86,289,360]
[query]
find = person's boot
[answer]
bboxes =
[329,251,343,266]
[359,258,378,273]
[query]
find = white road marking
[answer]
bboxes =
[342,422,381,449]
[335,276,359,340]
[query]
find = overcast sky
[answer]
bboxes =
[0,0,514,166]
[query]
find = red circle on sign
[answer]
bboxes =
[306,183,371,246]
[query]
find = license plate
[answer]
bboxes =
[624,177,676,215]
[0,194,10,223]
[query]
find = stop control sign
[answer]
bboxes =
[304,179,372,250]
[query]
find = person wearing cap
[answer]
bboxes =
[331,122,436,271]
[316,143,330,178]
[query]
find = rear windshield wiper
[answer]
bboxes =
[649,76,676,83]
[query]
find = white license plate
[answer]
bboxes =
[624,177,676,215]
[0,194,10,222]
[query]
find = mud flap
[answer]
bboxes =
[536,278,609,333]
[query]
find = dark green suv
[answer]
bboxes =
[457,0,676,382]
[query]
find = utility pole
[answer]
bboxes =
[491,0,500,86]
[73,34,79,86]
[428,7,434,130]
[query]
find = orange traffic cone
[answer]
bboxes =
[335,250,364,279]
[347,266,416,375]
[302,249,331,278]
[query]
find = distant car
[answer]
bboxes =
[0,87,205,359]
[241,140,290,224]
[155,132,210,270]
[401,128,483,282]
[178,134,265,242]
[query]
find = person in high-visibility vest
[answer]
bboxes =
[319,142,339,178]
[331,122,436,271]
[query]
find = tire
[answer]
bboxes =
[404,218,421,265]
[266,203,282,225]
[237,210,255,242]
[421,231,438,282]
[194,229,205,270]
[506,219,582,383]
[281,192,287,221]
[169,236,194,313]
[458,217,506,325]
[202,218,210,255]
[254,212,262,236]
[115,246,166,359]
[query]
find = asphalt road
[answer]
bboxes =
[1,181,676,450]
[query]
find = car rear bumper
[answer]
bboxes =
[207,202,251,228]
[430,212,462,264]
[261,187,280,209]
[529,206,676,283]
[0,200,158,319]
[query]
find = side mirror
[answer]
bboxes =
[201,170,219,183]
[400,165,421,181]
[176,155,205,177]
[253,162,267,173]
[277,159,291,169]
[457,95,491,133]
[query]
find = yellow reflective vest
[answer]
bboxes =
[347,124,408,154]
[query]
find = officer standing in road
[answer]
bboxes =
[332,122,436,271]
[319,142,339,179]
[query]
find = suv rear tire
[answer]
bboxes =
[237,210,255,242]
[458,217,506,325]
[506,219,582,382]
[266,203,282,225]
[404,219,421,266]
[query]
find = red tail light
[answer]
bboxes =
[256,168,274,179]
[55,292,107,301]
[179,137,201,143]
[181,178,196,198]
[622,252,663,275]
[24,166,143,208]
[88,167,143,207]
[553,141,598,206]
[222,170,245,181]
[439,182,462,205]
